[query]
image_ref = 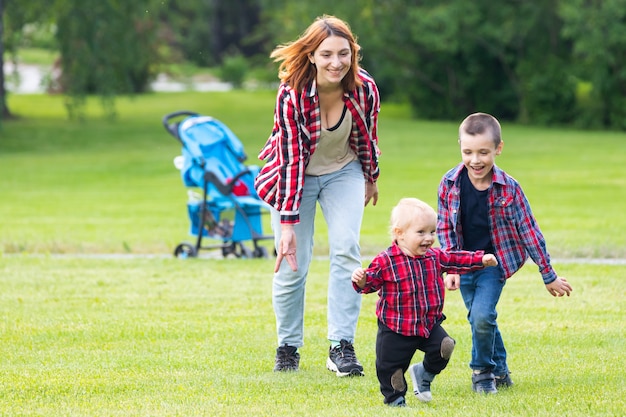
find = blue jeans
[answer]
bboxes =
[460,266,509,376]
[271,161,364,348]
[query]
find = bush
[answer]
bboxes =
[219,53,249,89]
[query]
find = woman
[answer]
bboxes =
[255,15,381,375]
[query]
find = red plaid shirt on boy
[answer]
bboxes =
[437,163,558,284]
[254,68,380,224]
[354,243,486,338]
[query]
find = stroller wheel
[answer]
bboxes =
[239,243,253,259]
[222,242,237,258]
[253,246,269,259]
[174,242,197,259]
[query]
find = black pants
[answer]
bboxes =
[375,320,452,404]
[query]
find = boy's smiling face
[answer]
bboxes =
[459,132,503,190]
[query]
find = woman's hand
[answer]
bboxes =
[275,224,298,272]
[365,181,378,206]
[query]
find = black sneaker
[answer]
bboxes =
[472,370,497,394]
[326,339,364,377]
[274,344,299,372]
[495,372,514,388]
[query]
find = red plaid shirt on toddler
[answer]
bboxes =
[355,243,486,337]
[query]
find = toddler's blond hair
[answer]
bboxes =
[390,198,437,240]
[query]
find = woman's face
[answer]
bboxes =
[309,35,351,89]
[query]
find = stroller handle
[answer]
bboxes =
[162,110,200,142]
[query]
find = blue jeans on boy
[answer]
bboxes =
[460,266,509,376]
[271,161,365,348]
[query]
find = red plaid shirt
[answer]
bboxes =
[354,243,486,337]
[254,68,381,224]
[437,163,557,284]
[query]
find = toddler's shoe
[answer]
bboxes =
[387,396,406,407]
[409,362,435,402]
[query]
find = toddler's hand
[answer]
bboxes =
[444,274,460,291]
[352,267,366,289]
[482,254,498,267]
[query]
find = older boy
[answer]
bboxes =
[437,113,573,394]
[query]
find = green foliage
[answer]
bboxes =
[6,0,626,128]
[152,0,265,68]
[519,57,577,125]
[219,51,249,89]
[377,0,575,124]
[254,1,623,128]
[16,22,57,49]
[55,0,159,119]
[559,0,626,129]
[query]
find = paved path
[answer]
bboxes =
[3,63,232,94]
[5,253,626,264]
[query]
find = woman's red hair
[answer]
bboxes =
[270,15,362,93]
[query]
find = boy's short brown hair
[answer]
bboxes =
[459,113,502,147]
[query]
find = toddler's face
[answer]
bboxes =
[396,214,436,257]
[459,132,502,189]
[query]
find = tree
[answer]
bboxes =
[55,0,160,119]
[0,0,9,120]
[154,0,265,68]
[560,0,626,129]
[2,0,59,120]
[369,0,575,124]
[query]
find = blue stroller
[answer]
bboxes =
[163,110,274,258]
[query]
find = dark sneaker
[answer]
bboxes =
[326,339,364,377]
[274,344,299,372]
[387,396,406,407]
[409,362,435,402]
[495,372,514,388]
[472,371,497,394]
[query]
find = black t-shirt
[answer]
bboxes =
[460,168,494,253]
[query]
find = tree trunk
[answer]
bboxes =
[0,0,12,119]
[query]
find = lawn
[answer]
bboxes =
[1,91,625,416]
[1,257,624,416]
[2,91,625,258]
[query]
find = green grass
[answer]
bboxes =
[1,257,624,416]
[1,91,625,415]
[2,91,625,257]
[10,47,58,66]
